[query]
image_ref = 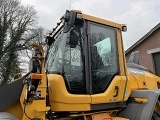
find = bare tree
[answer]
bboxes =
[18,27,49,76]
[0,0,42,85]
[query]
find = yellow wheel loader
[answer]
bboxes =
[1,10,160,120]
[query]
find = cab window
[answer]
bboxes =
[89,22,119,94]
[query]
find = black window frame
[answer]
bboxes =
[87,21,120,94]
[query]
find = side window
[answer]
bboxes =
[95,38,112,67]
[46,32,63,71]
[63,28,86,94]
[89,22,118,94]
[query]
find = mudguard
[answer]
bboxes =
[118,89,160,120]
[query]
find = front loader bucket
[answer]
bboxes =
[0,79,23,111]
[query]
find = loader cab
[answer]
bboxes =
[46,10,128,96]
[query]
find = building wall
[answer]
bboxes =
[125,28,160,73]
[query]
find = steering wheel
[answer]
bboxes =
[58,58,70,65]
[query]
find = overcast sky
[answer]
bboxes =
[21,0,160,50]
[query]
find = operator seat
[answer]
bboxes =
[91,46,109,93]
[91,46,104,70]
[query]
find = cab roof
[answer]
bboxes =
[71,10,125,29]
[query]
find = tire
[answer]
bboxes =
[152,111,160,120]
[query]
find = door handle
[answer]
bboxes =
[114,86,119,97]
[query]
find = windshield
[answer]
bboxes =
[46,29,68,73]
[46,27,86,94]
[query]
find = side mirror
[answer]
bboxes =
[29,59,41,73]
[69,31,78,48]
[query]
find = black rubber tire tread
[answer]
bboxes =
[152,111,160,120]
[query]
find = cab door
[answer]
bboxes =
[87,22,130,105]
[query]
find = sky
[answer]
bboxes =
[21,0,160,50]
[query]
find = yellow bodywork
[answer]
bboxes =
[19,74,48,120]
[128,70,160,90]
[48,74,131,111]
[48,74,91,111]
